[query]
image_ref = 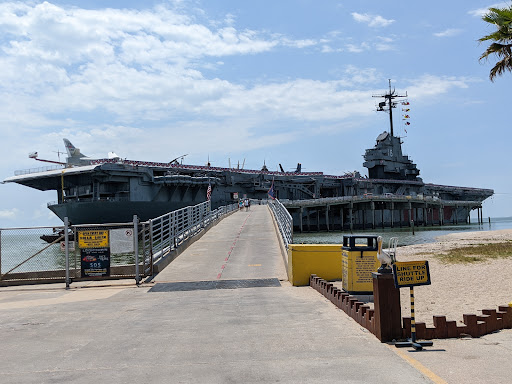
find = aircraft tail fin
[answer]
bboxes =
[63,138,86,159]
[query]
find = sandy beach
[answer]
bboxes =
[394,229,512,327]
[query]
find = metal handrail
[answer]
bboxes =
[268,198,293,248]
[145,201,238,266]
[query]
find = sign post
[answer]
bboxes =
[393,260,433,350]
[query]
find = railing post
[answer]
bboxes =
[0,229,2,280]
[149,220,154,265]
[65,217,70,289]
[159,217,163,253]
[172,211,176,248]
[133,215,139,285]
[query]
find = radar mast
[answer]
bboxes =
[373,79,407,137]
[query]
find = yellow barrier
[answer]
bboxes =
[288,244,343,286]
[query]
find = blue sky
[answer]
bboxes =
[0,0,511,227]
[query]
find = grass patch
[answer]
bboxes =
[435,241,512,264]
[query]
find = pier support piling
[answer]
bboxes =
[325,205,330,232]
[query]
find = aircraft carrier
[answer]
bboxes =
[3,85,493,228]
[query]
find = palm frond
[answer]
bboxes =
[479,4,512,81]
[489,56,512,82]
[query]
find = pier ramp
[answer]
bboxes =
[152,204,288,284]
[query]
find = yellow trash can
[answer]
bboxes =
[341,235,381,294]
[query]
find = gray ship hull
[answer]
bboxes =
[49,200,196,224]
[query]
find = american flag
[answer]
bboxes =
[207,183,212,201]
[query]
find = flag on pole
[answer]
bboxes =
[268,179,275,200]
[206,182,212,201]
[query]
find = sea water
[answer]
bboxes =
[0,229,138,274]
[293,216,512,247]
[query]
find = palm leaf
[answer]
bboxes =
[479,5,512,81]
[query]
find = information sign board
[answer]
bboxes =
[78,230,109,249]
[393,260,431,288]
[81,248,111,277]
[110,228,134,254]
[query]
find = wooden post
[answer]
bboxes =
[340,206,344,230]
[372,272,402,342]
[307,207,311,231]
[299,207,303,233]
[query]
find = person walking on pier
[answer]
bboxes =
[244,198,249,211]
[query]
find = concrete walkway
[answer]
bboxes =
[0,205,510,383]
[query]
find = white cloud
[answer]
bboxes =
[0,208,18,219]
[468,3,509,17]
[346,42,370,53]
[405,75,474,99]
[433,28,463,37]
[0,3,480,168]
[282,38,318,48]
[375,43,394,51]
[351,12,395,27]
[0,2,323,128]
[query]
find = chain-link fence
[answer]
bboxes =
[0,220,140,285]
[0,225,70,284]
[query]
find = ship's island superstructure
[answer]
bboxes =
[3,84,493,229]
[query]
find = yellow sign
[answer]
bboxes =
[341,248,381,293]
[78,230,109,249]
[393,260,431,288]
